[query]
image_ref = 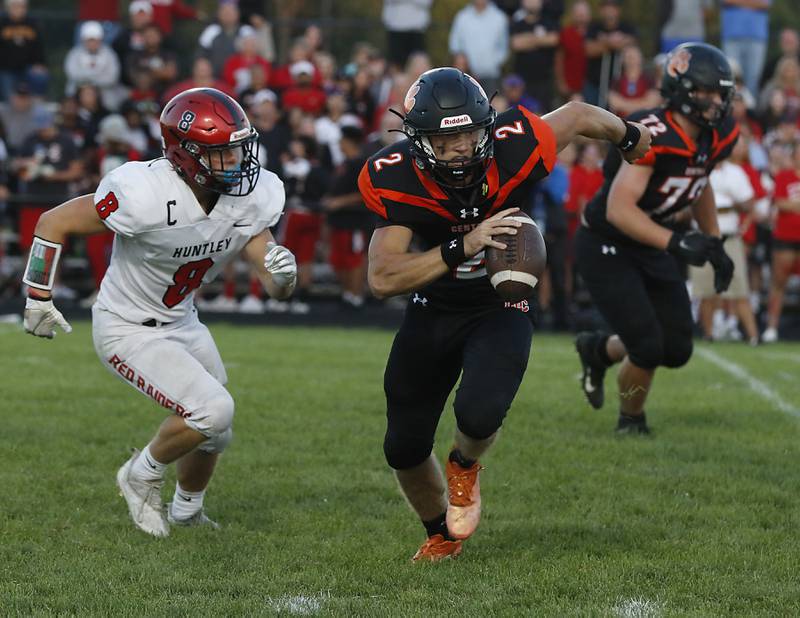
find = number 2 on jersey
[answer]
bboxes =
[163,258,214,308]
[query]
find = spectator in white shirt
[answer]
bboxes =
[690,139,759,344]
[449,0,509,96]
[64,21,126,111]
[383,0,433,71]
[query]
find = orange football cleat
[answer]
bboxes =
[412,534,462,562]
[445,459,483,540]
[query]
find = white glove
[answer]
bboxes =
[264,242,297,288]
[24,297,72,339]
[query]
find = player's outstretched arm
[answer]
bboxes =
[368,208,522,299]
[542,101,651,162]
[22,194,107,338]
[243,229,297,300]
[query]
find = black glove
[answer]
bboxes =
[666,231,714,267]
[707,236,734,293]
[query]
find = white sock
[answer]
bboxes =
[131,444,167,482]
[170,483,205,520]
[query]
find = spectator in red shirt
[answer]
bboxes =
[78,0,119,22]
[281,61,327,116]
[555,0,592,99]
[607,44,660,117]
[269,38,321,93]
[149,0,203,36]
[222,26,271,95]
[555,0,591,101]
[565,141,604,242]
[764,144,800,342]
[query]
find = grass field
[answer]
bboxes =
[2,320,800,616]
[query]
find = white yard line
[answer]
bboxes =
[759,351,800,364]
[612,596,664,618]
[265,593,330,615]
[696,347,800,419]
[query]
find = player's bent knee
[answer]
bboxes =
[383,430,433,470]
[454,397,509,440]
[662,337,693,368]
[627,337,664,370]
[198,427,233,453]
[200,389,235,437]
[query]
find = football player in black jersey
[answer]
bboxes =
[575,43,737,434]
[358,67,651,561]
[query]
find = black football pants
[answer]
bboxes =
[382,303,533,470]
[575,226,694,371]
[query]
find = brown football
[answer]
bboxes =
[485,212,547,303]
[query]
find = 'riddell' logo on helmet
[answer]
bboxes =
[667,49,692,78]
[440,114,473,128]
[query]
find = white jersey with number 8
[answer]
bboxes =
[93,159,284,324]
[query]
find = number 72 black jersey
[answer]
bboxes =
[583,107,739,246]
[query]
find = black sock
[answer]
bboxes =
[448,448,476,469]
[422,512,450,539]
[618,411,647,424]
[593,333,613,367]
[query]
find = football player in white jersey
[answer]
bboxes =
[21,88,297,537]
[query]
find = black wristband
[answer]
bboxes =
[616,120,641,153]
[440,236,466,270]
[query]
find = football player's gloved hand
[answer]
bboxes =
[23,297,72,339]
[708,236,734,293]
[264,242,297,288]
[667,231,714,267]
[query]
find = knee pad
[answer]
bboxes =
[383,428,433,470]
[198,427,233,453]
[662,336,693,368]
[454,395,508,440]
[627,336,664,370]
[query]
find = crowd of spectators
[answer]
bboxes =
[0,0,797,341]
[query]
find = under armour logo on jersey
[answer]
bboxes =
[449,240,458,249]
[178,110,196,132]
[412,293,428,306]
[602,245,617,255]
[695,153,708,164]
[460,208,479,219]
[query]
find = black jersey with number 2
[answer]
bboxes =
[583,107,740,246]
[358,105,556,312]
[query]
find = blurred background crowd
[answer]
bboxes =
[1,0,799,342]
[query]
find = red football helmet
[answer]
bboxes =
[160,88,260,196]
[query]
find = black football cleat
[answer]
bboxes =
[575,332,606,410]
[615,412,651,435]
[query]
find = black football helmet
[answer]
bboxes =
[401,67,496,189]
[660,42,735,129]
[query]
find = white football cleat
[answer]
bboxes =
[116,449,169,537]
[167,504,221,530]
[762,327,778,344]
[238,294,265,313]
